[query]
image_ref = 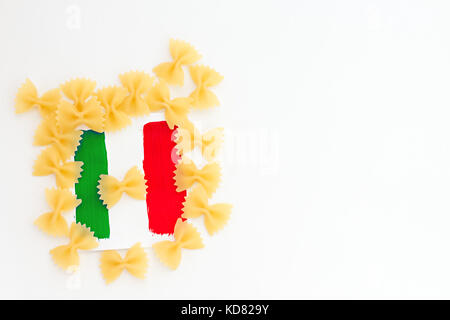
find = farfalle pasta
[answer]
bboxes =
[182,186,232,235]
[100,242,148,284]
[119,71,154,116]
[153,218,203,270]
[15,79,61,117]
[95,86,131,131]
[146,80,192,129]
[33,146,83,188]
[57,98,104,133]
[153,39,201,86]
[60,78,97,109]
[34,188,81,237]
[97,166,147,209]
[57,78,104,132]
[176,126,223,161]
[174,157,221,197]
[50,222,98,270]
[34,115,82,161]
[189,65,223,109]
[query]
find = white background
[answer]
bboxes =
[1,0,450,299]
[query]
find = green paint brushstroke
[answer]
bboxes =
[74,130,110,239]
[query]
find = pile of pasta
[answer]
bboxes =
[14,39,231,284]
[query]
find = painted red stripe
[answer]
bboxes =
[143,121,186,235]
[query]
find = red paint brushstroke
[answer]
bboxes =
[143,121,186,235]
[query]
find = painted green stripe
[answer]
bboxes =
[74,130,110,239]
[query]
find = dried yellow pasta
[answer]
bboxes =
[97,166,147,209]
[57,99,104,133]
[174,157,221,197]
[153,218,203,270]
[119,71,154,116]
[146,80,192,129]
[95,86,131,131]
[60,78,97,109]
[57,78,104,132]
[189,65,223,109]
[176,126,223,162]
[153,39,201,86]
[50,222,98,270]
[15,79,61,117]
[34,188,81,237]
[34,115,82,161]
[33,146,83,188]
[100,243,148,284]
[182,186,232,235]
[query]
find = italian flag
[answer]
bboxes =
[74,116,184,249]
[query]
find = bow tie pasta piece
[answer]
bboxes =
[176,126,224,162]
[34,115,82,161]
[189,66,223,109]
[153,39,201,86]
[100,243,148,284]
[174,158,221,197]
[58,78,104,132]
[146,81,192,129]
[153,218,204,270]
[95,86,131,131]
[57,98,104,133]
[34,188,81,237]
[33,146,83,188]
[50,222,98,270]
[97,166,147,209]
[15,79,61,117]
[118,71,154,116]
[182,186,232,235]
[60,78,97,110]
